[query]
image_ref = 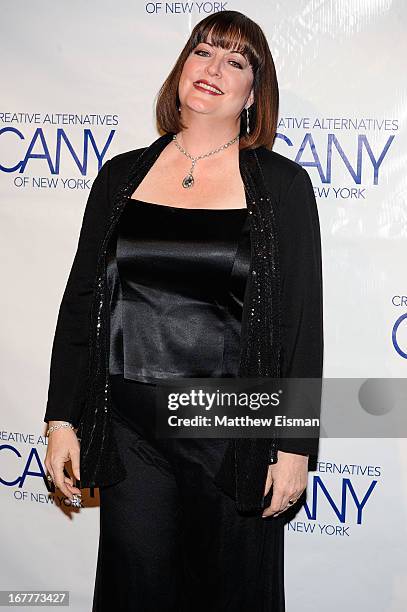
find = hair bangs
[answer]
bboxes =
[190,18,261,73]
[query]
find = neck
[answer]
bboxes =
[176,113,241,157]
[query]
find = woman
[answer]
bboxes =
[44,10,323,611]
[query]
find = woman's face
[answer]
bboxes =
[178,33,254,123]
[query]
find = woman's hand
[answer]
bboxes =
[262,450,309,518]
[44,421,82,503]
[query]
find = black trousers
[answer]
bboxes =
[92,375,285,611]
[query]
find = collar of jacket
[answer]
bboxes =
[77,132,281,513]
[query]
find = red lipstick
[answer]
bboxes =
[193,79,223,95]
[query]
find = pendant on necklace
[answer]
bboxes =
[182,174,194,189]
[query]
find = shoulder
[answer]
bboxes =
[256,147,305,182]
[109,146,148,166]
[254,146,311,202]
[256,146,301,177]
[108,146,147,175]
[99,146,148,196]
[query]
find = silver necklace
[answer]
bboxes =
[172,132,240,189]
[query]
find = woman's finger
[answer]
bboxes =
[46,466,56,487]
[52,459,75,500]
[63,475,82,496]
[273,490,304,516]
[262,485,285,517]
[263,465,273,496]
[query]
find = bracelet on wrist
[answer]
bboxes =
[46,422,75,436]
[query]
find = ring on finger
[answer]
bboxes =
[70,494,82,508]
[275,501,296,515]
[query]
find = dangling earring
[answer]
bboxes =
[246,106,250,135]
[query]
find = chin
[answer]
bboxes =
[183,95,214,110]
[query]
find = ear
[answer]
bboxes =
[246,87,254,109]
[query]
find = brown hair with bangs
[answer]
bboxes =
[155,10,279,150]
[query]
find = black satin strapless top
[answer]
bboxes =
[107,199,251,383]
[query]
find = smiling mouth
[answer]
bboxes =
[193,81,224,95]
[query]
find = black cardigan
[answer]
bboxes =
[44,132,324,513]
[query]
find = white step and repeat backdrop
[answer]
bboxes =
[1,1,406,610]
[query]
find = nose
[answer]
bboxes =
[206,55,222,78]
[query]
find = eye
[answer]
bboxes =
[194,49,243,69]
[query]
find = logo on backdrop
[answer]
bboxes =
[145,2,228,13]
[391,295,407,359]
[0,111,118,190]
[275,116,398,200]
[286,460,380,538]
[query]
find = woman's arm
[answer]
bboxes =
[278,166,324,459]
[262,166,323,517]
[43,159,112,428]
